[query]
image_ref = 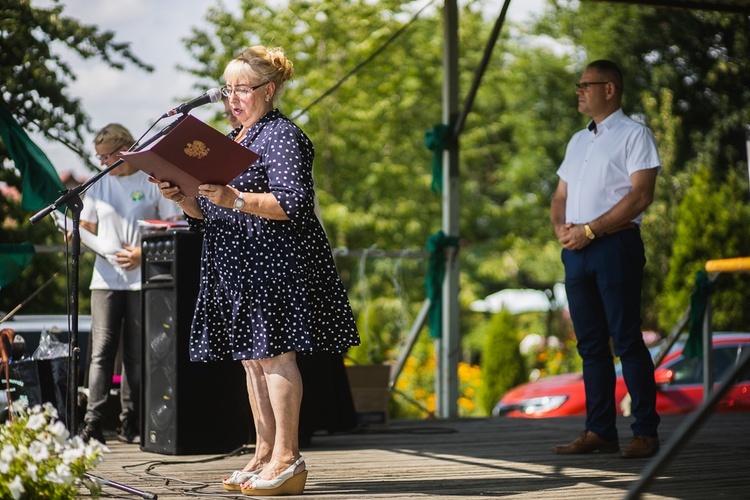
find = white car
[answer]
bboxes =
[0,313,92,373]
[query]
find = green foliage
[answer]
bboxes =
[391,335,436,419]
[341,254,426,364]
[0,167,94,315]
[0,402,107,499]
[0,0,152,164]
[541,1,750,333]
[662,165,750,331]
[1,0,150,314]
[477,310,526,415]
[640,88,686,328]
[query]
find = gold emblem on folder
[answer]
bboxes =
[184,140,210,159]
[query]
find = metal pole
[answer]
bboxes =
[702,297,713,401]
[437,0,460,419]
[85,473,158,499]
[389,299,432,390]
[452,0,513,138]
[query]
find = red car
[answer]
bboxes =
[493,332,750,417]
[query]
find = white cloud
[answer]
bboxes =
[506,0,548,22]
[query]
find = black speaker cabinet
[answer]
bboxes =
[141,230,251,455]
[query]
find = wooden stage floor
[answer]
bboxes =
[79,412,749,499]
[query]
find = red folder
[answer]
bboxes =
[120,115,258,197]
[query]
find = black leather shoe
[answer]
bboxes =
[78,419,106,444]
[116,419,140,444]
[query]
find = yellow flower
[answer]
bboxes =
[426,393,437,413]
[458,397,475,412]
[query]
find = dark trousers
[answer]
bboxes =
[562,228,659,440]
[86,290,141,425]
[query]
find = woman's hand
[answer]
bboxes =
[150,177,203,219]
[198,184,239,208]
[150,177,186,204]
[196,183,288,220]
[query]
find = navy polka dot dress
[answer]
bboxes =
[186,109,360,361]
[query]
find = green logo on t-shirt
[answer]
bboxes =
[132,191,144,201]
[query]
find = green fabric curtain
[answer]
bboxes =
[684,270,716,359]
[424,230,459,339]
[0,104,66,211]
[0,243,35,290]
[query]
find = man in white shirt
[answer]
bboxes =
[77,124,183,444]
[550,60,661,459]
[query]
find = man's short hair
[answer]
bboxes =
[587,60,624,91]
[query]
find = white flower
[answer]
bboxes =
[47,420,69,442]
[57,462,75,485]
[1,444,14,462]
[85,440,109,458]
[9,399,27,414]
[0,403,107,497]
[8,475,24,500]
[42,402,59,420]
[61,445,85,463]
[26,412,46,431]
[29,440,50,462]
[26,462,38,481]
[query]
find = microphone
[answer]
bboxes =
[161,88,222,118]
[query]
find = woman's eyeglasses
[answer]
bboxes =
[221,82,269,98]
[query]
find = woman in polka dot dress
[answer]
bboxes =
[158,45,360,496]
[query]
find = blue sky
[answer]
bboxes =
[30,0,546,179]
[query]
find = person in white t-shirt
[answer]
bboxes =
[77,123,183,445]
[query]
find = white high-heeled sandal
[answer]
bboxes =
[240,456,307,496]
[223,468,262,491]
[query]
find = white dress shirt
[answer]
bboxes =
[557,108,661,225]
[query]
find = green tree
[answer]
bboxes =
[477,310,526,415]
[1,0,152,314]
[1,0,152,162]
[662,165,750,331]
[539,1,750,332]
[183,0,448,309]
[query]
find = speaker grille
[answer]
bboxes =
[141,230,251,455]
[143,288,177,449]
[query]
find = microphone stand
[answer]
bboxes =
[29,114,187,500]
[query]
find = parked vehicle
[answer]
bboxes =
[0,314,92,377]
[494,333,750,417]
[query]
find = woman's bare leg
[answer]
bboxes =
[254,351,305,480]
[241,359,274,471]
